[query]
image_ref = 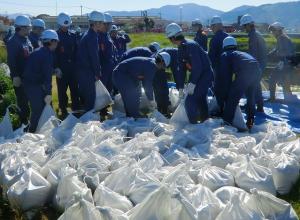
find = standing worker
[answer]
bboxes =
[23,30,58,133]
[29,19,45,49]
[240,14,267,112]
[76,11,104,112]
[3,26,15,45]
[192,18,208,51]
[166,23,214,124]
[215,37,261,130]
[7,15,33,126]
[209,16,229,78]
[112,53,170,118]
[110,25,131,60]
[55,12,80,118]
[268,22,295,102]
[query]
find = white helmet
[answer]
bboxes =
[269,22,284,31]
[192,18,202,25]
[32,19,45,29]
[165,23,182,38]
[104,13,113,23]
[110,25,118,32]
[211,16,222,25]
[88,11,105,22]
[240,14,254,26]
[157,52,171,67]
[223,36,237,49]
[15,15,31,27]
[57,12,72,27]
[149,42,161,52]
[41,29,59,42]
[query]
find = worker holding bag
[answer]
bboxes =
[23,30,58,132]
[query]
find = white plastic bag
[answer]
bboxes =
[170,99,189,126]
[269,152,300,195]
[94,80,113,111]
[197,165,235,191]
[208,96,220,115]
[128,187,172,220]
[7,168,51,211]
[97,206,128,220]
[232,105,247,131]
[0,109,13,139]
[235,156,276,195]
[214,186,250,206]
[93,184,133,212]
[246,189,298,220]
[169,88,180,111]
[58,194,101,220]
[36,104,56,132]
[216,195,262,220]
[55,172,93,211]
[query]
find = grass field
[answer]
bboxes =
[1,32,300,219]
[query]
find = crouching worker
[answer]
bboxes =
[215,37,261,130]
[166,23,213,124]
[112,52,171,118]
[23,30,58,132]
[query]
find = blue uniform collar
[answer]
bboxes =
[16,33,28,41]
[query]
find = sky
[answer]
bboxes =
[0,0,294,16]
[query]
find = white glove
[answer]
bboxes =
[186,83,196,95]
[44,95,52,105]
[54,68,63,78]
[149,100,157,111]
[178,89,184,99]
[13,77,21,87]
[276,61,284,71]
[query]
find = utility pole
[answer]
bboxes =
[55,0,58,16]
[179,6,183,26]
[80,5,83,17]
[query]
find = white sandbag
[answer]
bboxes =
[97,206,128,220]
[246,189,298,220]
[162,164,194,187]
[163,144,189,166]
[269,152,300,195]
[139,88,154,111]
[214,186,250,206]
[197,165,234,191]
[7,168,51,211]
[137,151,164,173]
[55,172,93,211]
[0,109,13,139]
[276,139,300,162]
[58,194,102,220]
[170,99,189,126]
[36,104,56,132]
[94,80,113,111]
[231,105,247,131]
[208,96,220,115]
[170,193,198,220]
[128,187,173,220]
[209,149,237,169]
[93,184,133,212]
[113,94,126,113]
[169,88,180,111]
[178,184,224,219]
[149,110,169,124]
[128,182,161,205]
[216,195,263,220]
[234,156,276,195]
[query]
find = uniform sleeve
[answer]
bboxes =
[215,54,232,108]
[41,53,53,95]
[278,37,295,58]
[142,66,155,101]
[7,41,20,78]
[203,35,208,51]
[87,34,101,78]
[188,45,203,84]
[208,37,217,67]
[176,48,187,89]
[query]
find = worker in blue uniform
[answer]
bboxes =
[166,23,214,124]
[6,15,33,125]
[110,25,131,60]
[148,42,161,53]
[112,52,171,118]
[268,22,295,102]
[76,11,104,112]
[29,19,45,49]
[209,16,229,78]
[54,12,80,118]
[215,37,261,130]
[192,19,208,51]
[3,26,15,45]
[120,46,154,61]
[75,26,82,46]
[240,14,267,112]
[23,30,58,133]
